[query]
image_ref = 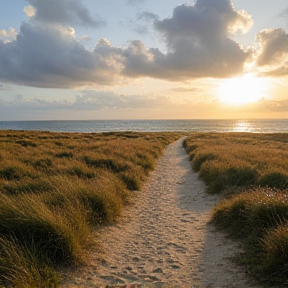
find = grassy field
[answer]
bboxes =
[0,130,181,288]
[183,133,288,286]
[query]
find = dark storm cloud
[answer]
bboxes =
[25,0,105,27]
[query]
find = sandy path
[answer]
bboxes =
[61,138,262,288]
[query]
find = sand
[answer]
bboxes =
[61,137,263,288]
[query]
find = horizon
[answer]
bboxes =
[1,0,288,120]
[1,118,288,122]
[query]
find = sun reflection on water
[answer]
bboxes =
[232,121,253,132]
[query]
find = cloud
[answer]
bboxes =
[256,28,288,77]
[257,28,288,66]
[280,7,288,23]
[138,12,159,22]
[245,98,288,113]
[260,65,288,77]
[0,28,17,43]
[127,0,148,6]
[2,91,287,121]
[24,5,36,17]
[0,91,173,112]
[0,23,125,88]
[124,0,253,79]
[171,87,203,93]
[25,0,106,27]
[129,12,159,35]
[74,91,171,110]
[0,0,255,88]
[155,0,253,50]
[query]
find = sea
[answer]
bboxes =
[0,119,287,133]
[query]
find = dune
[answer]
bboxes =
[61,137,263,288]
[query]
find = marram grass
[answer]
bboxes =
[0,130,181,287]
[184,132,288,285]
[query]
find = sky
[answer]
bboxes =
[0,0,288,120]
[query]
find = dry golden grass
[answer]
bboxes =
[184,133,288,193]
[0,130,181,288]
[184,133,288,286]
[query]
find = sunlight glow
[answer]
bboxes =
[219,74,269,105]
[232,121,252,132]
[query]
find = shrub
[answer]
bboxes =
[184,133,288,194]
[83,156,130,173]
[0,236,60,288]
[55,152,73,158]
[0,193,89,266]
[67,166,95,179]
[15,139,37,147]
[262,224,288,277]
[135,152,154,174]
[213,189,288,237]
[34,158,53,169]
[212,193,252,237]
[0,166,25,181]
[212,188,288,283]
[260,171,288,190]
[120,172,142,191]
[192,152,217,172]
[2,178,54,195]
[198,160,223,193]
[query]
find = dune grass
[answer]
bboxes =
[184,132,288,286]
[0,130,181,287]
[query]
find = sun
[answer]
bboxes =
[219,74,268,105]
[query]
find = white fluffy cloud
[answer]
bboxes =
[25,0,105,27]
[0,28,17,43]
[24,6,36,18]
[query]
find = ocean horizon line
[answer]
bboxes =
[0,119,287,134]
[0,118,287,122]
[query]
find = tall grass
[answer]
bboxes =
[183,133,288,193]
[184,133,288,285]
[0,130,181,287]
